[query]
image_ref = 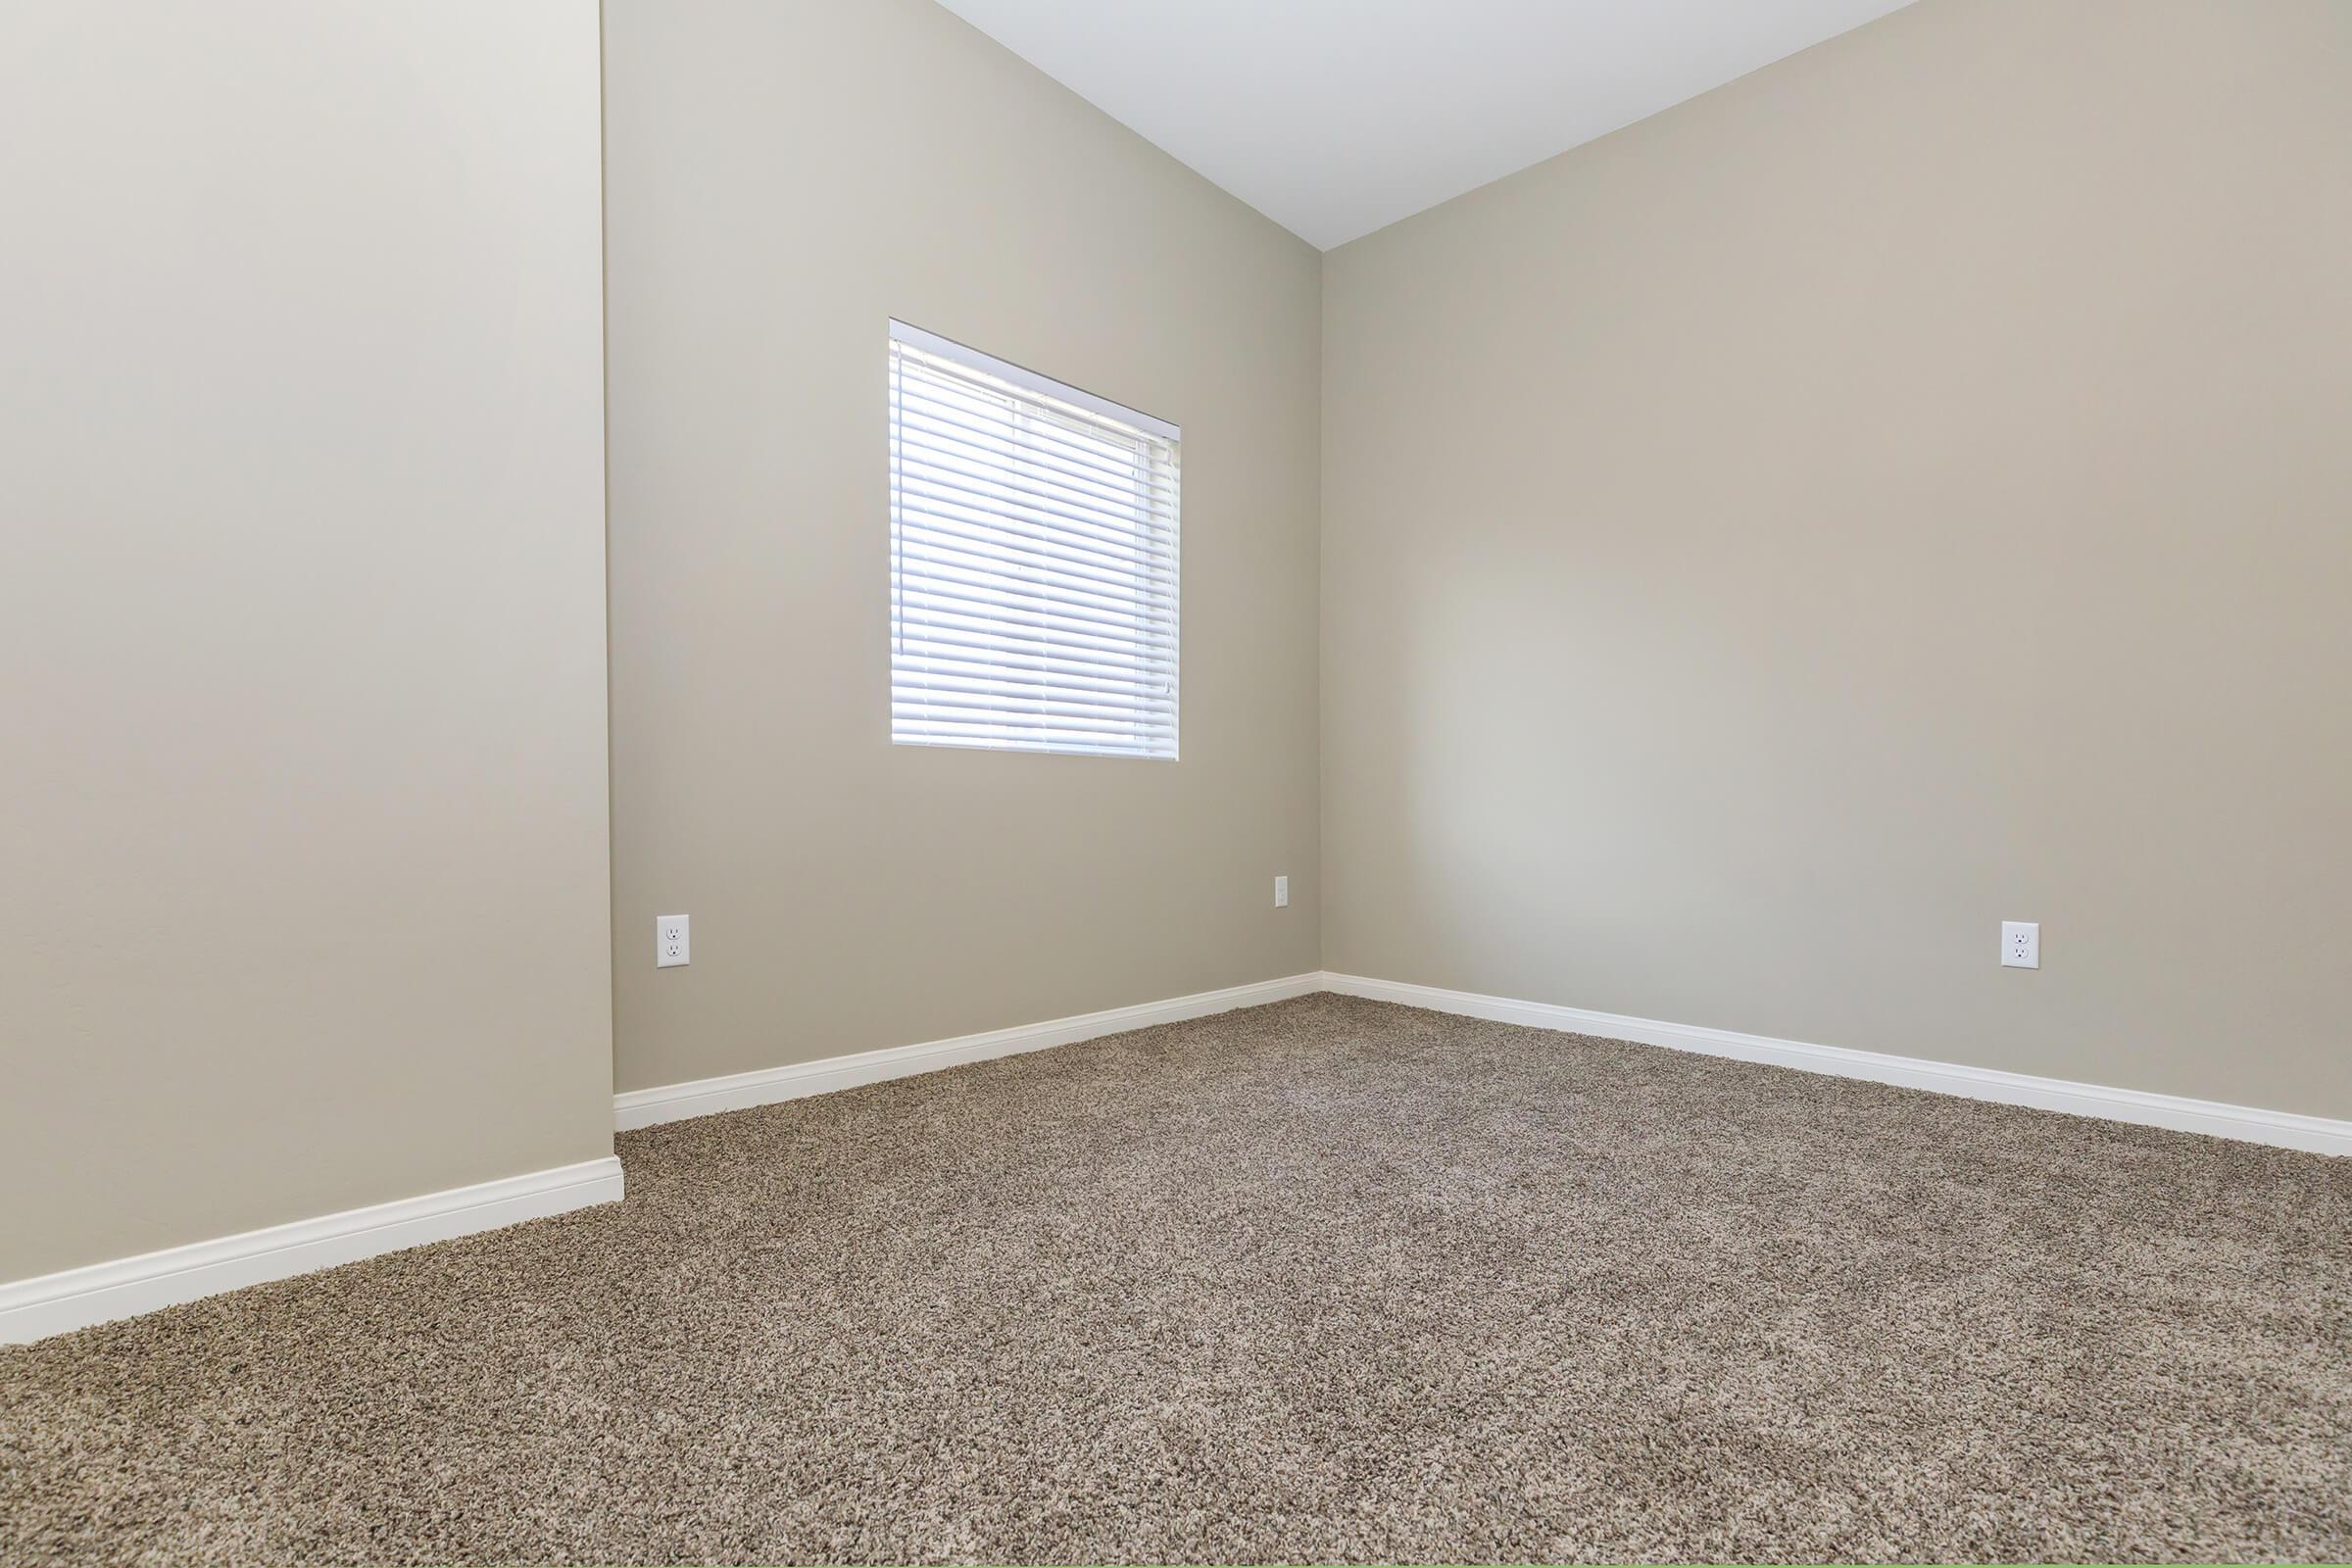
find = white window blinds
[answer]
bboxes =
[889,320,1180,760]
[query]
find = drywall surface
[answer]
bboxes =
[0,2,613,1280]
[603,0,1321,1091]
[1321,0,2352,1116]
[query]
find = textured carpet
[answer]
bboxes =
[4,993,2349,1565]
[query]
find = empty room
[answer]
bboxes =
[3,1,2346,1564]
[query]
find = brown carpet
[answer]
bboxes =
[4,993,2349,1565]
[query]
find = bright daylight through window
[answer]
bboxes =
[888,320,1179,759]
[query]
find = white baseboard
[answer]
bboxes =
[0,1155,624,1346]
[1321,972,2352,1157]
[23,968,2325,1347]
[615,971,1325,1131]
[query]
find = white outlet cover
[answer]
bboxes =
[2001,920,2038,969]
[1274,875,1289,908]
[657,913,690,968]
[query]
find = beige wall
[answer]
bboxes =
[0,2,613,1281]
[10,0,2337,1296]
[1322,0,2352,1118]
[603,0,1322,1093]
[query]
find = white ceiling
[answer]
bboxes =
[934,0,1916,250]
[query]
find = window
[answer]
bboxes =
[888,320,1179,759]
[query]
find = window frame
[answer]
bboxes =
[887,319,1182,761]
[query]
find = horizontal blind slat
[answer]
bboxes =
[897,471,1175,554]
[889,730,1167,759]
[897,573,1178,636]
[890,709,1176,741]
[896,434,1171,526]
[893,389,1161,501]
[895,379,1155,488]
[897,501,1174,575]
[896,537,1177,612]
[892,687,1171,722]
[897,621,1177,677]
[889,453,1176,545]
[894,662,1172,700]
[896,354,1160,466]
[897,601,1181,660]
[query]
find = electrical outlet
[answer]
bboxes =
[2001,920,2038,969]
[1274,875,1289,908]
[657,913,690,968]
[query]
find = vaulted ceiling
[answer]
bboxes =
[934,0,1918,249]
